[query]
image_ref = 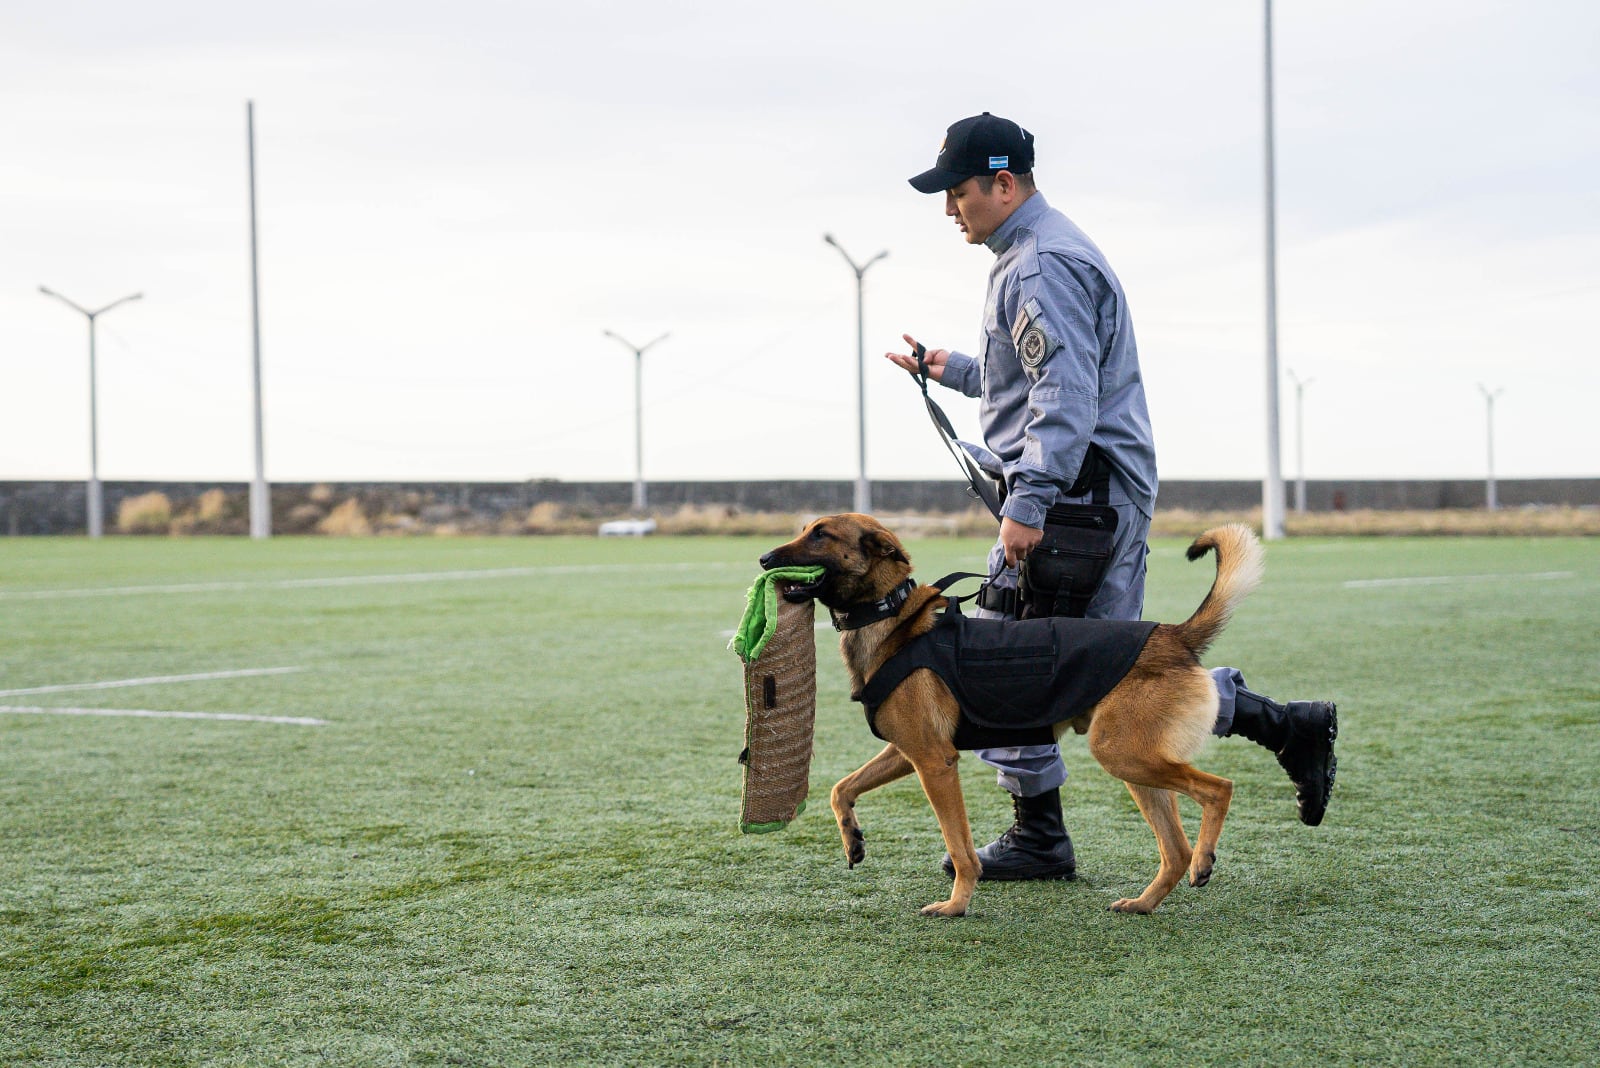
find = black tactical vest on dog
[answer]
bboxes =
[852,604,1157,750]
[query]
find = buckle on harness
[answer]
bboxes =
[975,584,1017,615]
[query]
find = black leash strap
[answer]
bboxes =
[927,571,993,606]
[912,343,1005,522]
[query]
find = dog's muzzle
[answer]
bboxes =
[759,551,829,603]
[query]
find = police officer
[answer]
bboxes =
[887,112,1337,882]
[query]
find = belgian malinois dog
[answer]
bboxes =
[759,514,1264,917]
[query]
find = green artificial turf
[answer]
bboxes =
[2,532,1597,1066]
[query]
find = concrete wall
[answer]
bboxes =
[2,477,1596,535]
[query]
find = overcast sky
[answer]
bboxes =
[3,1,1595,486]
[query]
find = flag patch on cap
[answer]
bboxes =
[988,155,1008,168]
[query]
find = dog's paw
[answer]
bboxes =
[844,826,866,868]
[1188,851,1216,888]
[1108,898,1156,915]
[919,899,968,918]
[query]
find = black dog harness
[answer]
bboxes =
[852,598,1157,750]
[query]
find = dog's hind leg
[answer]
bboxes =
[1110,782,1193,914]
[830,743,914,870]
[1107,758,1235,894]
[1166,765,1233,889]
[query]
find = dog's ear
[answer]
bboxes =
[861,528,909,564]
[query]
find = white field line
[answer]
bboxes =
[0,666,304,699]
[0,705,326,726]
[1343,570,1575,590]
[0,561,736,602]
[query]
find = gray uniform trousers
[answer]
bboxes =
[973,504,1245,797]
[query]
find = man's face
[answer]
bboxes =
[944,176,1009,244]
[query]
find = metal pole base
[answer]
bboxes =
[250,479,272,538]
[853,478,871,514]
[87,477,104,539]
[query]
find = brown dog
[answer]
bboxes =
[759,513,1264,917]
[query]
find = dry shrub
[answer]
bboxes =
[170,488,244,536]
[376,512,421,535]
[1286,506,1600,537]
[522,501,596,535]
[431,514,497,536]
[1150,506,1600,538]
[308,483,335,503]
[524,501,563,530]
[654,504,802,537]
[117,492,173,535]
[317,498,372,536]
[282,502,326,534]
[195,488,230,523]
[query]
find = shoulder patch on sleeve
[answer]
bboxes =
[1014,297,1059,370]
[1018,324,1050,369]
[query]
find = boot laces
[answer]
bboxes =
[999,794,1027,842]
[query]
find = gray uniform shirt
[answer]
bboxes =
[941,193,1158,526]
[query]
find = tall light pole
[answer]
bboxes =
[603,330,669,511]
[1479,384,1504,511]
[246,100,270,539]
[1261,0,1287,540]
[823,234,887,514]
[38,286,143,538]
[1287,367,1313,513]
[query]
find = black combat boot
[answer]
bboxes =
[940,787,1076,881]
[1226,689,1338,826]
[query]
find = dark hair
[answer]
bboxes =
[974,172,1036,195]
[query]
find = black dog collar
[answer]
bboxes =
[830,578,919,631]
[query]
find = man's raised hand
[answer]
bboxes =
[885,333,949,381]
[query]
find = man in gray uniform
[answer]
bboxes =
[886,112,1337,882]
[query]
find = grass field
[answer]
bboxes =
[2,532,1597,1066]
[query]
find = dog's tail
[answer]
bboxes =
[1172,524,1265,659]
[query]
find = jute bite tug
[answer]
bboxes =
[759,513,1265,917]
[732,566,825,834]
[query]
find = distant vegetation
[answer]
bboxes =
[108,485,1600,537]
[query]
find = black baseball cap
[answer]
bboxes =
[908,112,1035,194]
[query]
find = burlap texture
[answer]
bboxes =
[739,585,816,833]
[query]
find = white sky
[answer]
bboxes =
[2,1,1596,484]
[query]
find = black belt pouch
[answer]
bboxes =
[1017,504,1119,619]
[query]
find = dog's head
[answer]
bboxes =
[759,513,912,610]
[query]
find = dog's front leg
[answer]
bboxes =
[909,748,979,917]
[830,743,914,869]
